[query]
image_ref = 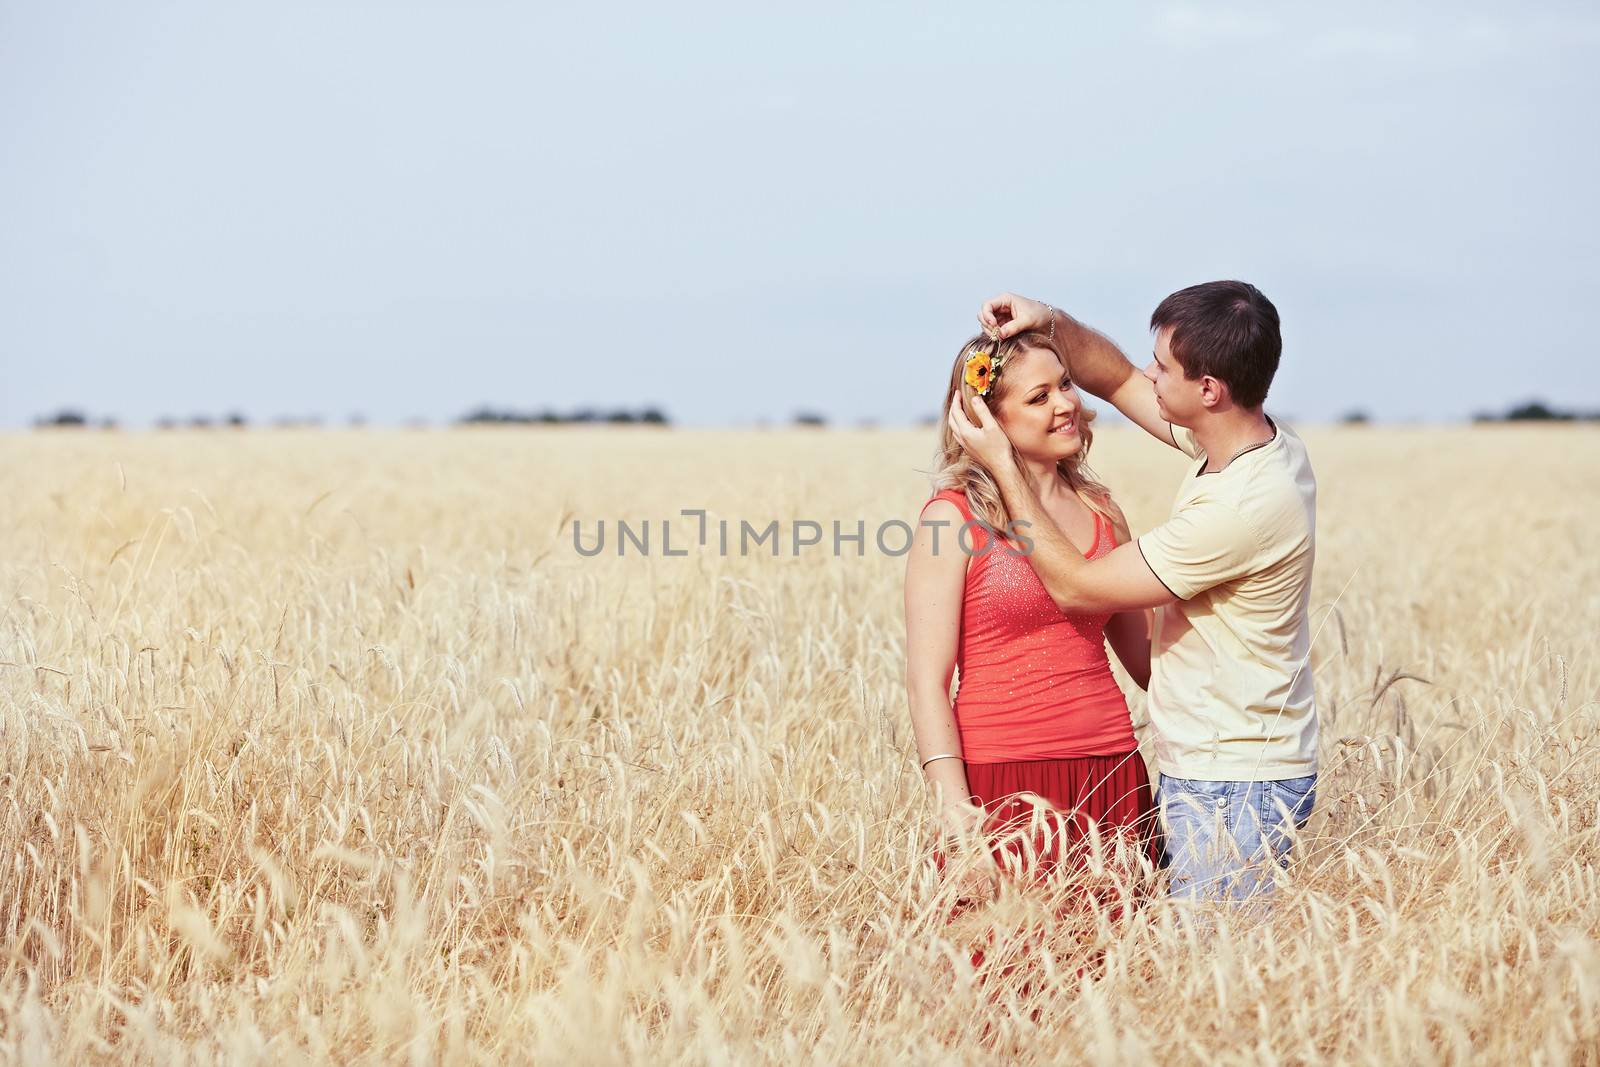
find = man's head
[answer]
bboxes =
[1143,280,1281,425]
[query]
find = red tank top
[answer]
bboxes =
[921,488,1136,763]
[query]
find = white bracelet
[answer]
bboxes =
[920,753,964,770]
[1044,303,1057,342]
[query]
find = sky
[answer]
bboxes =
[3,1,1598,428]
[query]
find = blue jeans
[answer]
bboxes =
[1156,773,1317,901]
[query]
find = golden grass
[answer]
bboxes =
[1,425,1597,1064]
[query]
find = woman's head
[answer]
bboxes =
[941,331,1093,465]
[933,331,1113,532]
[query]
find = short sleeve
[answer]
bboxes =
[1136,498,1261,600]
[1168,422,1202,459]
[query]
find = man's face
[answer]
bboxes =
[1144,326,1204,426]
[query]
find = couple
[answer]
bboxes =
[903,281,1318,905]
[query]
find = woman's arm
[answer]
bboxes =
[1101,498,1151,690]
[904,499,979,830]
[1105,610,1152,691]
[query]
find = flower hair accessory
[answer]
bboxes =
[964,344,1005,396]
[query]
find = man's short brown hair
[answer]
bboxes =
[1151,280,1281,409]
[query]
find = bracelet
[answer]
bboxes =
[920,753,964,770]
[1044,303,1057,342]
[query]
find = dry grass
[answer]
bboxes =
[2,424,1597,1065]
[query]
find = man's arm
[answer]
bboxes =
[1054,312,1176,448]
[979,293,1178,450]
[948,394,1173,613]
[987,454,1176,614]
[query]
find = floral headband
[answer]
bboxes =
[963,341,1005,396]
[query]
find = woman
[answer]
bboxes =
[903,328,1161,907]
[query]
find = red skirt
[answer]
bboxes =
[936,751,1162,982]
[936,750,1161,897]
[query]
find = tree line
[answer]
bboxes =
[26,407,860,429]
[31,407,675,429]
[38,401,1593,429]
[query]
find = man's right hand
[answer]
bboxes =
[979,292,1052,341]
[983,290,1181,452]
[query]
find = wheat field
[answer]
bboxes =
[2,424,1597,1065]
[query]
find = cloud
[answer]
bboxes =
[1155,5,1279,46]
[1155,5,1600,62]
[1308,26,1418,58]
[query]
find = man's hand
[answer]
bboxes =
[947,394,1016,474]
[979,292,1052,341]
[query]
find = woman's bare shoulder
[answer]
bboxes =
[919,494,966,519]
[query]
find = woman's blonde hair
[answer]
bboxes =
[930,331,1125,542]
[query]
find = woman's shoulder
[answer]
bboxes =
[909,493,976,575]
[921,486,974,519]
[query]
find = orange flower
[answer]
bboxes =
[964,349,995,394]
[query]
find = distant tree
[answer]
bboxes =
[793,412,828,427]
[347,412,366,427]
[225,411,248,428]
[1340,409,1371,425]
[458,405,671,426]
[156,416,179,430]
[188,415,214,429]
[34,410,87,428]
[1503,400,1571,422]
[1471,398,1600,423]
[96,416,118,430]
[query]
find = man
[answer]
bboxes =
[947,281,1318,901]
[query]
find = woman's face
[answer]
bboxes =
[993,345,1084,461]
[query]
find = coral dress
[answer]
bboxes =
[921,488,1161,886]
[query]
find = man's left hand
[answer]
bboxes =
[947,394,1015,473]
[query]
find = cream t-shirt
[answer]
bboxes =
[1136,416,1318,781]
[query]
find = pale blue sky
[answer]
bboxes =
[3,1,1597,427]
